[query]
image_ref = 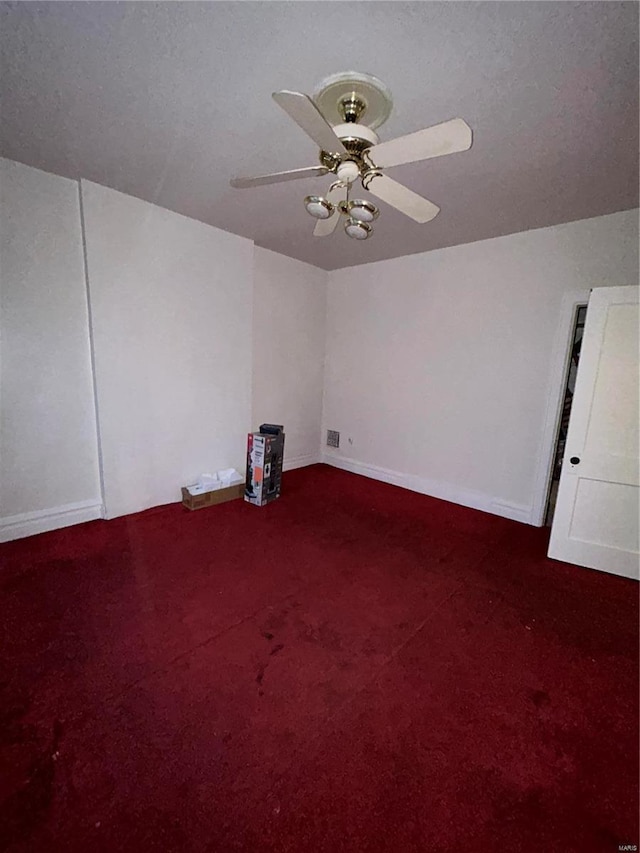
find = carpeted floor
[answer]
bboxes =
[1,464,638,852]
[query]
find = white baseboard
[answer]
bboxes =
[321,453,533,525]
[283,452,320,472]
[0,499,104,543]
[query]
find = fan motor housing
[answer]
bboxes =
[319,123,379,176]
[334,123,379,148]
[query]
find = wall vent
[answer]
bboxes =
[326,430,340,448]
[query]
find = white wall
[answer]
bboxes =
[322,209,639,524]
[252,246,327,469]
[0,159,101,540]
[81,180,254,519]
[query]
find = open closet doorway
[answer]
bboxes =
[547,286,639,578]
[544,303,588,526]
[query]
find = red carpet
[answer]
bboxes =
[1,464,638,852]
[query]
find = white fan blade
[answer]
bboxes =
[313,183,346,238]
[273,91,347,155]
[230,165,328,189]
[364,173,440,223]
[366,118,472,169]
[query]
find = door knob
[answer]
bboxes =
[569,456,580,465]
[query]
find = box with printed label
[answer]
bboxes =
[244,427,285,506]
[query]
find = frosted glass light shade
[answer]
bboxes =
[345,218,372,240]
[347,199,379,223]
[304,196,334,219]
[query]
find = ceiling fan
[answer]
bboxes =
[230,71,473,241]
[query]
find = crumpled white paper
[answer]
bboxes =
[186,468,243,496]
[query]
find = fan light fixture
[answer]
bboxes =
[306,183,378,239]
[304,195,334,219]
[345,218,372,240]
[346,199,379,223]
[231,72,474,242]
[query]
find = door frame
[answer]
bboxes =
[530,288,591,527]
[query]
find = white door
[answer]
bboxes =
[548,286,639,579]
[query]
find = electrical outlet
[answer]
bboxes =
[326,429,340,448]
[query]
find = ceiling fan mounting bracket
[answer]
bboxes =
[339,95,367,124]
[319,151,342,171]
[361,169,383,191]
[313,71,393,130]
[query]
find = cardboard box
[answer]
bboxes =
[244,427,285,506]
[181,483,244,511]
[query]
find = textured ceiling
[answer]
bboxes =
[1,1,638,270]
